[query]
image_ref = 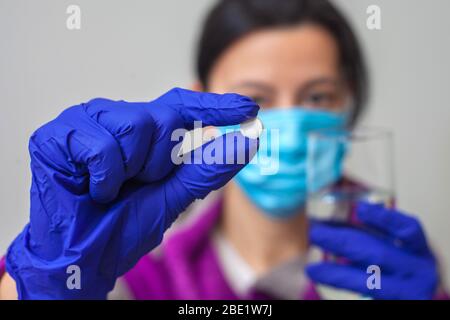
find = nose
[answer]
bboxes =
[273,91,298,109]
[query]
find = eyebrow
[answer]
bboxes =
[229,77,342,93]
[301,78,343,91]
[229,82,276,93]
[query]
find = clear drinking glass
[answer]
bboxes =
[306,126,395,299]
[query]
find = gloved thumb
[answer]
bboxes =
[163,131,259,221]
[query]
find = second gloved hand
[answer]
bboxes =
[306,202,438,300]
[6,88,259,299]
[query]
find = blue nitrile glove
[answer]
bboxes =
[306,202,439,300]
[6,88,259,300]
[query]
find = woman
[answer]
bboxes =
[0,0,447,299]
[114,0,444,299]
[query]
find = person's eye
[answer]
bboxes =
[304,92,337,108]
[248,95,270,107]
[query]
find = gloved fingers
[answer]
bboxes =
[137,88,259,182]
[357,202,430,253]
[83,99,155,180]
[69,128,126,203]
[309,222,422,273]
[84,97,186,183]
[305,262,407,300]
[152,87,260,130]
[32,105,127,203]
[162,131,259,225]
[135,102,186,182]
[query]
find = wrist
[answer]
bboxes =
[6,226,115,300]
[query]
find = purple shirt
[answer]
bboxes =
[122,198,320,300]
[1,199,448,300]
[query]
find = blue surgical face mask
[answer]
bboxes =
[222,107,347,219]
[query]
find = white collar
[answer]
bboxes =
[212,229,308,299]
[212,230,257,297]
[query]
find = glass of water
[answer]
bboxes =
[306,126,395,299]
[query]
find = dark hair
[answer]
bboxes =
[196,0,368,125]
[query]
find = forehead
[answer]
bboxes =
[208,23,341,87]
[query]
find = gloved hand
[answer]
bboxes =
[306,202,439,300]
[6,88,259,299]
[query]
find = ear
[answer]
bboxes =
[190,81,204,92]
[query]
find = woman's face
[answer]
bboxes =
[207,23,350,112]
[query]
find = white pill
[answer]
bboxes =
[239,118,264,139]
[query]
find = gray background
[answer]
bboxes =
[1,0,449,284]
